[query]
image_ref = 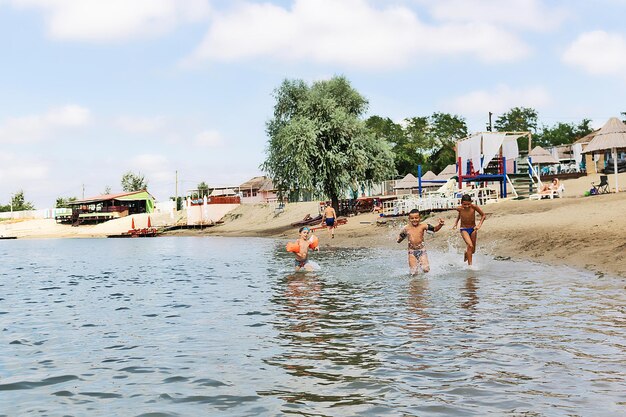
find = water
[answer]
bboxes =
[1,237,625,416]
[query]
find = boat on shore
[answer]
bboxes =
[107,227,159,238]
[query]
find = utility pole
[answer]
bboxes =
[175,170,178,211]
[487,112,493,131]
[82,184,85,199]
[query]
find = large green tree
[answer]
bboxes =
[121,171,148,192]
[262,76,396,210]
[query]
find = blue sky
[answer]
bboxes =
[1,0,626,208]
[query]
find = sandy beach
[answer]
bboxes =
[2,173,625,277]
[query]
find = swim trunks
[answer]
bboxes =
[295,259,309,268]
[460,227,475,235]
[408,249,426,260]
[325,217,335,227]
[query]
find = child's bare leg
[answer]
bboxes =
[408,253,419,275]
[471,232,478,254]
[420,253,430,273]
[461,231,474,265]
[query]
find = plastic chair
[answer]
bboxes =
[591,175,610,194]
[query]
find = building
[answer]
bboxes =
[239,176,278,204]
[56,190,155,225]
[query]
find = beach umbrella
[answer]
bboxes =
[394,173,419,190]
[420,170,437,181]
[529,146,559,182]
[583,117,626,193]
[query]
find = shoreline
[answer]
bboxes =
[2,189,625,278]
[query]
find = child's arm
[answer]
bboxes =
[433,218,445,232]
[397,227,408,243]
[474,205,486,230]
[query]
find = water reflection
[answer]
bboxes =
[461,275,478,311]
[263,273,385,414]
[406,278,431,338]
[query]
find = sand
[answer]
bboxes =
[2,173,625,277]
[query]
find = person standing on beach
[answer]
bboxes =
[321,202,337,239]
[452,194,486,266]
[397,209,445,275]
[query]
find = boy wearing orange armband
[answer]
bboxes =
[292,226,318,271]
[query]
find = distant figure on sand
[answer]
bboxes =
[321,202,337,239]
[453,194,486,266]
[539,178,560,194]
[397,209,445,275]
[294,226,318,272]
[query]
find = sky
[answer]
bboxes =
[1,0,626,208]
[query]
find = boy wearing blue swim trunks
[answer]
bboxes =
[453,194,486,266]
[397,209,445,275]
[321,202,337,239]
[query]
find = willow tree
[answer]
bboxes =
[262,76,395,211]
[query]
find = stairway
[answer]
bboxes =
[507,173,537,199]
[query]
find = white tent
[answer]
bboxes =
[457,132,524,174]
[583,117,626,193]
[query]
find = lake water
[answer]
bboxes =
[1,237,625,416]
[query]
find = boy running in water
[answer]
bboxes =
[294,226,318,272]
[453,194,486,266]
[397,209,445,275]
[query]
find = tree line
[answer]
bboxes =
[262,75,598,211]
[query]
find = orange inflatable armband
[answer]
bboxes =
[308,235,319,249]
[286,242,300,253]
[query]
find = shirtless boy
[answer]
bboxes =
[453,194,486,266]
[294,226,318,272]
[321,202,337,239]
[397,209,445,275]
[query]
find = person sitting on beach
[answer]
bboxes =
[294,226,318,272]
[539,178,560,194]
[452,194,486,266]
[397,209,445,275]
[321,202,337,239]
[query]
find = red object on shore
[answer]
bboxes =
[131,217,136,229]
[147,216,151,228]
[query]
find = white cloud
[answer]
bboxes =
[0,104,91,143]
[194,129,223,147]
[446,84,551,117]
[424,0,567,32]
[115,116,165,134]
[0,152,49,183]
[185,0,530,69]
[128,153,172,184]
[10,0,211,41]
[562,30,626,76]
